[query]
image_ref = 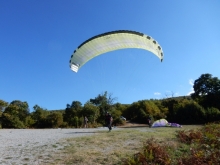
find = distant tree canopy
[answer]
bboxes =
[191,73,220,110]
[124,100,168,123]
[90,91,117,124]
[63,101,82,127]
[1,100,29,128]
[0,73,220,129]
[0,100,8,112]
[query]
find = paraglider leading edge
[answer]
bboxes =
[69,30,164,73]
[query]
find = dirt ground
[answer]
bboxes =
[117,121,149,128]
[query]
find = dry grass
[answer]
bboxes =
[47,125,203,165]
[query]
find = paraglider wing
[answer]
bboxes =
[151,119,169,127]
[69,30,164,72]
[168,123,182,128]
[151,119,182,128]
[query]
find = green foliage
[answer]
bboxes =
[1,100,29,128]
[124,100,165,123]
[25,116,35,128]
[162,98,178,122]
[205,107,220,122]
[46,112,63,128]
[31,104,50,128]
[90,91,116,125]
[191,73,220,110]
[72,116,79,128]
[63,101,82,126]
[200,123,220,149]
[111,108,123,126]
[174,99,206,124]
[177,123,220,164]
[82,101,100,124]
[59,121,69,128]
[1,76,220,129]
[113,103,129,115]
[0,99,8,112]
[1,110,25,128]
[0,99,8,128]
[122,123,220,165]
[122,138,171,165]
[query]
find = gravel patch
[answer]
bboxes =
[0,128,114,165]
[0,126,153,164]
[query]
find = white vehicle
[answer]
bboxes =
[120,116,126,121]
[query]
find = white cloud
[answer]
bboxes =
[187,79,194,95]
[174,92,179,96]
[189,79,194,86]
[154,92,161,95]
[187,90,194,95]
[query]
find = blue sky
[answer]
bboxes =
[1,0,220,111]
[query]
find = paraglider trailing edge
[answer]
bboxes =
[69,30,164,73]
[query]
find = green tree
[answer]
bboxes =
[113,103,129,116]
[152,99,168,119]
[191,73,220,110]
[63,101,82,126]
[205,107,220,122]
[72,116,79,128]
[0,100,8,128]
[1,104,25,128]
[124,100,162,123]
[32,104,50,128]
[25,116,35,128]
[174,99,205,124]
[110,107,123,126]
[0,100,8,112]
[1,100,29,128]
[90,91,116,124]
[162,98,178,122]
[11,100,29,123]
[46,112,63,128]
[82,101,100,124]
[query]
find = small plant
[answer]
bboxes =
[178,123,220,164]
[176,129,202,144]
[52,144,58,148]
[122,123,220,165]
[122,138,171,165]
[23,158,29,161]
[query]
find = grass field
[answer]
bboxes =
[51,125,203,165]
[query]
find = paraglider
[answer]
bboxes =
[151,119,169,127]
[69,30,164,72]
[151,119,182,128]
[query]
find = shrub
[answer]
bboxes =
[177,123,220,164]
[122,138,171,165]
[122,123,220,165]
[205,107,220,123]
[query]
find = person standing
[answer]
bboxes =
[84,116,88,128]
[147,116,152,127]
[105,112,113,131]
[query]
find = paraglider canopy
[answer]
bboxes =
[151,119,169,127]
[151,119,182,128]
[69,30,164,72]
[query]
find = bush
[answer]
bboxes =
[122,138,171,165]
[122,123,220,165]
[205,107,220,123]
[174,101,205,124]
[177,123,220,164]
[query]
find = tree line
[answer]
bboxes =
[0,73,220,129]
